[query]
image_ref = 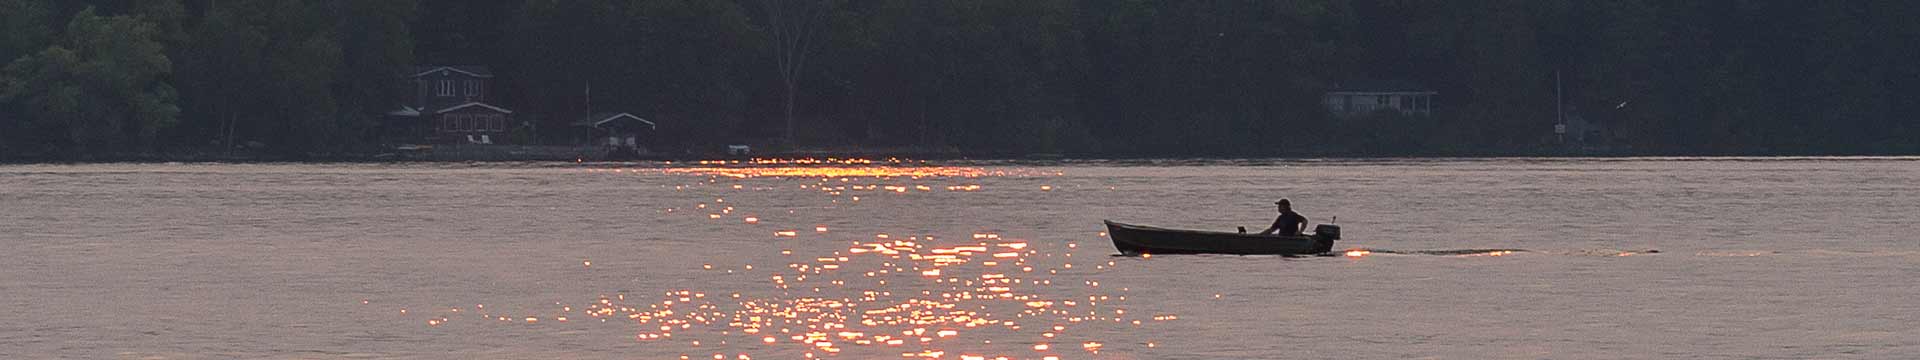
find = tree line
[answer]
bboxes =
[3,0,1917,160]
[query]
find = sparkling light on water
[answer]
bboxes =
[373,159,1177,359]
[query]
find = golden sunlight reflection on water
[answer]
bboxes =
[662,166,1003,179]
[372,160,1174,359]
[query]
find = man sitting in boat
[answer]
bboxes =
[1257,199,1309,236]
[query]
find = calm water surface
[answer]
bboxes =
[2,158,1917,359]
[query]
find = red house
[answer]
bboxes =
[384,66,517,145]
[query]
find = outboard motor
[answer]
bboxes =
[1313,224,1341,240]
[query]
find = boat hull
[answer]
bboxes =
[1104,220,1337,256]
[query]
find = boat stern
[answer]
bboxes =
[1313,224,1341,241]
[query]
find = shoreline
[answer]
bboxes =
[5,148,1919,165]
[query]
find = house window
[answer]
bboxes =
[465,80,478,96]
[437,80,453,96]
[489,116,503,132]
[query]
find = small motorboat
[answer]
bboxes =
[1104,220,1341,256]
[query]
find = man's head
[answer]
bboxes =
[1275,199,1292,212]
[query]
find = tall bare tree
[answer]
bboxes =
[760,0,830,145]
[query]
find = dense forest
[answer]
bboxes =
[2,0,1917,160]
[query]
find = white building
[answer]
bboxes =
[1323,80,1436,118]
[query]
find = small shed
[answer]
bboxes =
[1557,107,1611,147]
[571,112,657,148]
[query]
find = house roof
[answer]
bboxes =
[571,112,657,129]
[409,65,494,78]
[1327,79,1434,93]
[435,101,514,114]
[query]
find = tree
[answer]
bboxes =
[8,0,1920,159]
[758,0,835,145]
[328,0,417,149]
[505,0,754,150]
[0,0,58,155]
[173,0,342,156]
[172,1,267,153]
[1,6,178,156]
[0,0,56,63]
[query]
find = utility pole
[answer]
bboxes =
[1555,70,1565,145]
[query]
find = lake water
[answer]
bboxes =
[3,158,1917,359]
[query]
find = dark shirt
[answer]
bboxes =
[1271,211,1307,236]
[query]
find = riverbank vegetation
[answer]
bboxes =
[3,1,1917,160]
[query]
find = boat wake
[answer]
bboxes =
[1108,248,1677,258]
[1342,248,1666,257]
[1332,249,1920,258]
[1361,248,1532,256]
